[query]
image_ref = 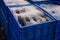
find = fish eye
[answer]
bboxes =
[15,9,20,14]
[25,17,30,22]
[52,11,55,14]
[32,17,37,22]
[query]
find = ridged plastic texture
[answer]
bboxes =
[31,1,60,40]
[0,0,56,40]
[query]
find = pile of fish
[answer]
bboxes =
[9,6,50,26]
[40,4,60,19]
[4,0,30,6]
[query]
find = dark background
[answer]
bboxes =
[0,22,6,40]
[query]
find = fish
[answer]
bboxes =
[4,0,29,6]
[40,4,60,19]
[9,6,50,26]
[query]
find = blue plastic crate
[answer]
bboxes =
[0,0,57,40]
[27,0,48,3]
[27,0,58,4]
[32,1,60,40]
[1,3,57,40]
[0,7,18,40]
[0,7,16,40]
